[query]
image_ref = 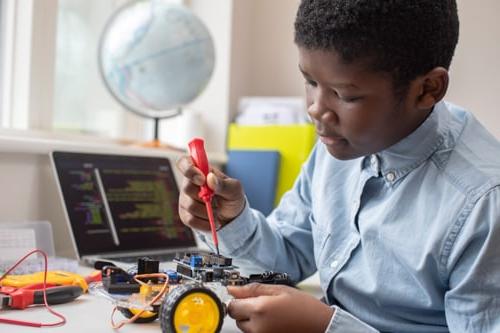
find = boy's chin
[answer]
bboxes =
[324,142,363,161]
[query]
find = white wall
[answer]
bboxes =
[0,153,74,257]
[243,0,303,97]
[446,0,500,138]
[229,0,303,122]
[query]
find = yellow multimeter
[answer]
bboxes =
[0,271,89,292]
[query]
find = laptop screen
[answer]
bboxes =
[51,151,196,257]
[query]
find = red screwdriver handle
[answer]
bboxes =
[188,138,213,202]
[187,138,220,255]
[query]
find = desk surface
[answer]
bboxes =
[1,272,322,333]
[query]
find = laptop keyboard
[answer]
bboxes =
[105,252,178,263]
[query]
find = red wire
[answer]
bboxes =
[0,249,67,327]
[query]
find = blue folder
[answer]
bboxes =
[225,150,280,216]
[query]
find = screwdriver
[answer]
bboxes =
[188,137,220,256]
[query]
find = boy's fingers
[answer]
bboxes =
[210,167,228,178]
[227,283,282,299]
[179,178,203,201]
[234,319,251,333]
[175,155,192,173]
[227,298,254,321]
[176,156,205,185]
[179,214,211,231]
[178,205,211,231]
[177,157,242,200]
[179,192,207,218]
[207,172,243,200]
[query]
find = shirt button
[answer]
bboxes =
[385,172,396,182]
[330,260,339,268]
[370,155,377,166]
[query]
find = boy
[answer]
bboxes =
[176,0,500,332]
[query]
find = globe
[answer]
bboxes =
[99,0,215,123]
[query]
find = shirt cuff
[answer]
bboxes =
[325,306,379,333]
[196,198,259,255]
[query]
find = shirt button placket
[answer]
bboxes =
[352,198,360,220]
[370,154,381,175]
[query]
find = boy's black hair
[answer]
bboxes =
[295,0,459,90]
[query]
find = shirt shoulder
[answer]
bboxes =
[432,102,500,202]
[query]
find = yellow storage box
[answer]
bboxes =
[227,124,316,205]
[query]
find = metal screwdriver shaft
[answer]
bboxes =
[204,201,220,256]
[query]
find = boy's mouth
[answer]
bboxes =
[319,135,345,145]
[317,132,345,145]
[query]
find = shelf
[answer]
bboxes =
[0,129,227,164]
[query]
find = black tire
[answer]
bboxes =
[160,284,224,333]
[118,306,159,323]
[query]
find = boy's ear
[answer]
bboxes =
[414,67,449,110]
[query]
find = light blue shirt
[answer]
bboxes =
[200,101,500,332]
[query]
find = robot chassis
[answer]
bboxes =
[90,252,292,333]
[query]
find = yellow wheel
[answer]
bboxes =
[118,306,159,323]
[160,284,224,333]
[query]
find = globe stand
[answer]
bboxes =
[138,107,185,152]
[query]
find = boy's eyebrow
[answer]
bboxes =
[298,66,359,89]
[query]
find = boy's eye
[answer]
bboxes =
[305,79,317,87]
[341,96,362,102]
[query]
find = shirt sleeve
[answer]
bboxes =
[198,145,319,282]
[444,186,500,332]
[325,307,379,333]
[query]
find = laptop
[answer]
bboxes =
[50,151,200,267]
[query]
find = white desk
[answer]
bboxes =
[1,272,322,333]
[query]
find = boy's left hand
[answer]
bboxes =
[227,283,334,333]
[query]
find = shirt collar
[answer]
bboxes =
[362,101,450,185]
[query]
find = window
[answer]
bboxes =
[54,0,147,139]
[0,0,181,141]
[54,0,135,138]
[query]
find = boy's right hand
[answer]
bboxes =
[176,156,246,232]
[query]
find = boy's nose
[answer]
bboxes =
[307,89,337,123]
[307,101,325,120]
